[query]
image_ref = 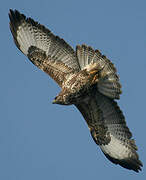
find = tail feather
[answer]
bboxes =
[76,44,122,99]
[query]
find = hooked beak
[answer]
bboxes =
[52,99,57,104]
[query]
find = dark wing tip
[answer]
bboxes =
[9,9,26,50]
[118,158,143,173]
[9,9,51,38]
[103,152,143,173]
[9,9,26,28]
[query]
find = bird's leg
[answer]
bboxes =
[89,70,99,84]
[92,74,99,84]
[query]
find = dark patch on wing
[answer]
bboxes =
[27,46,73,86]
[90,124,111,145]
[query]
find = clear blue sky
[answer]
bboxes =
[1,0,146,179]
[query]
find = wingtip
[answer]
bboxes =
[9,9,19,19]
[9,9,26,22]
[9,9,14,22]
[103,152,143,173]
[9,9,28,53]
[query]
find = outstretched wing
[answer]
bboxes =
[76,44,122,99]
[9,9,80,86]
[75,89,142,172]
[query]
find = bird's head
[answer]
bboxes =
[52,92,71,105]
[52,95,65,105]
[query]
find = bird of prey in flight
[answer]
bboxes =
[9,9,143,172]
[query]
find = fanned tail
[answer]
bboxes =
[76,44,122,99]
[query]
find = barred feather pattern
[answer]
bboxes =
[9,9,143,172]
[27,46,74,86]
[76,44,122,99]
[9,9,80,73]
[75,90,143,172]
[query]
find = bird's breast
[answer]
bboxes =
[62,70,93,104]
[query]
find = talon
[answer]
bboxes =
[89,70,98,75]
[91,74,98,84]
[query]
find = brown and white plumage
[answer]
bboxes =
[9,9,143,172]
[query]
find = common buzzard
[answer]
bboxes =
[9,9,143,172]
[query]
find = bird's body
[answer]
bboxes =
[9,9,143,172]
[54,69,99,105]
